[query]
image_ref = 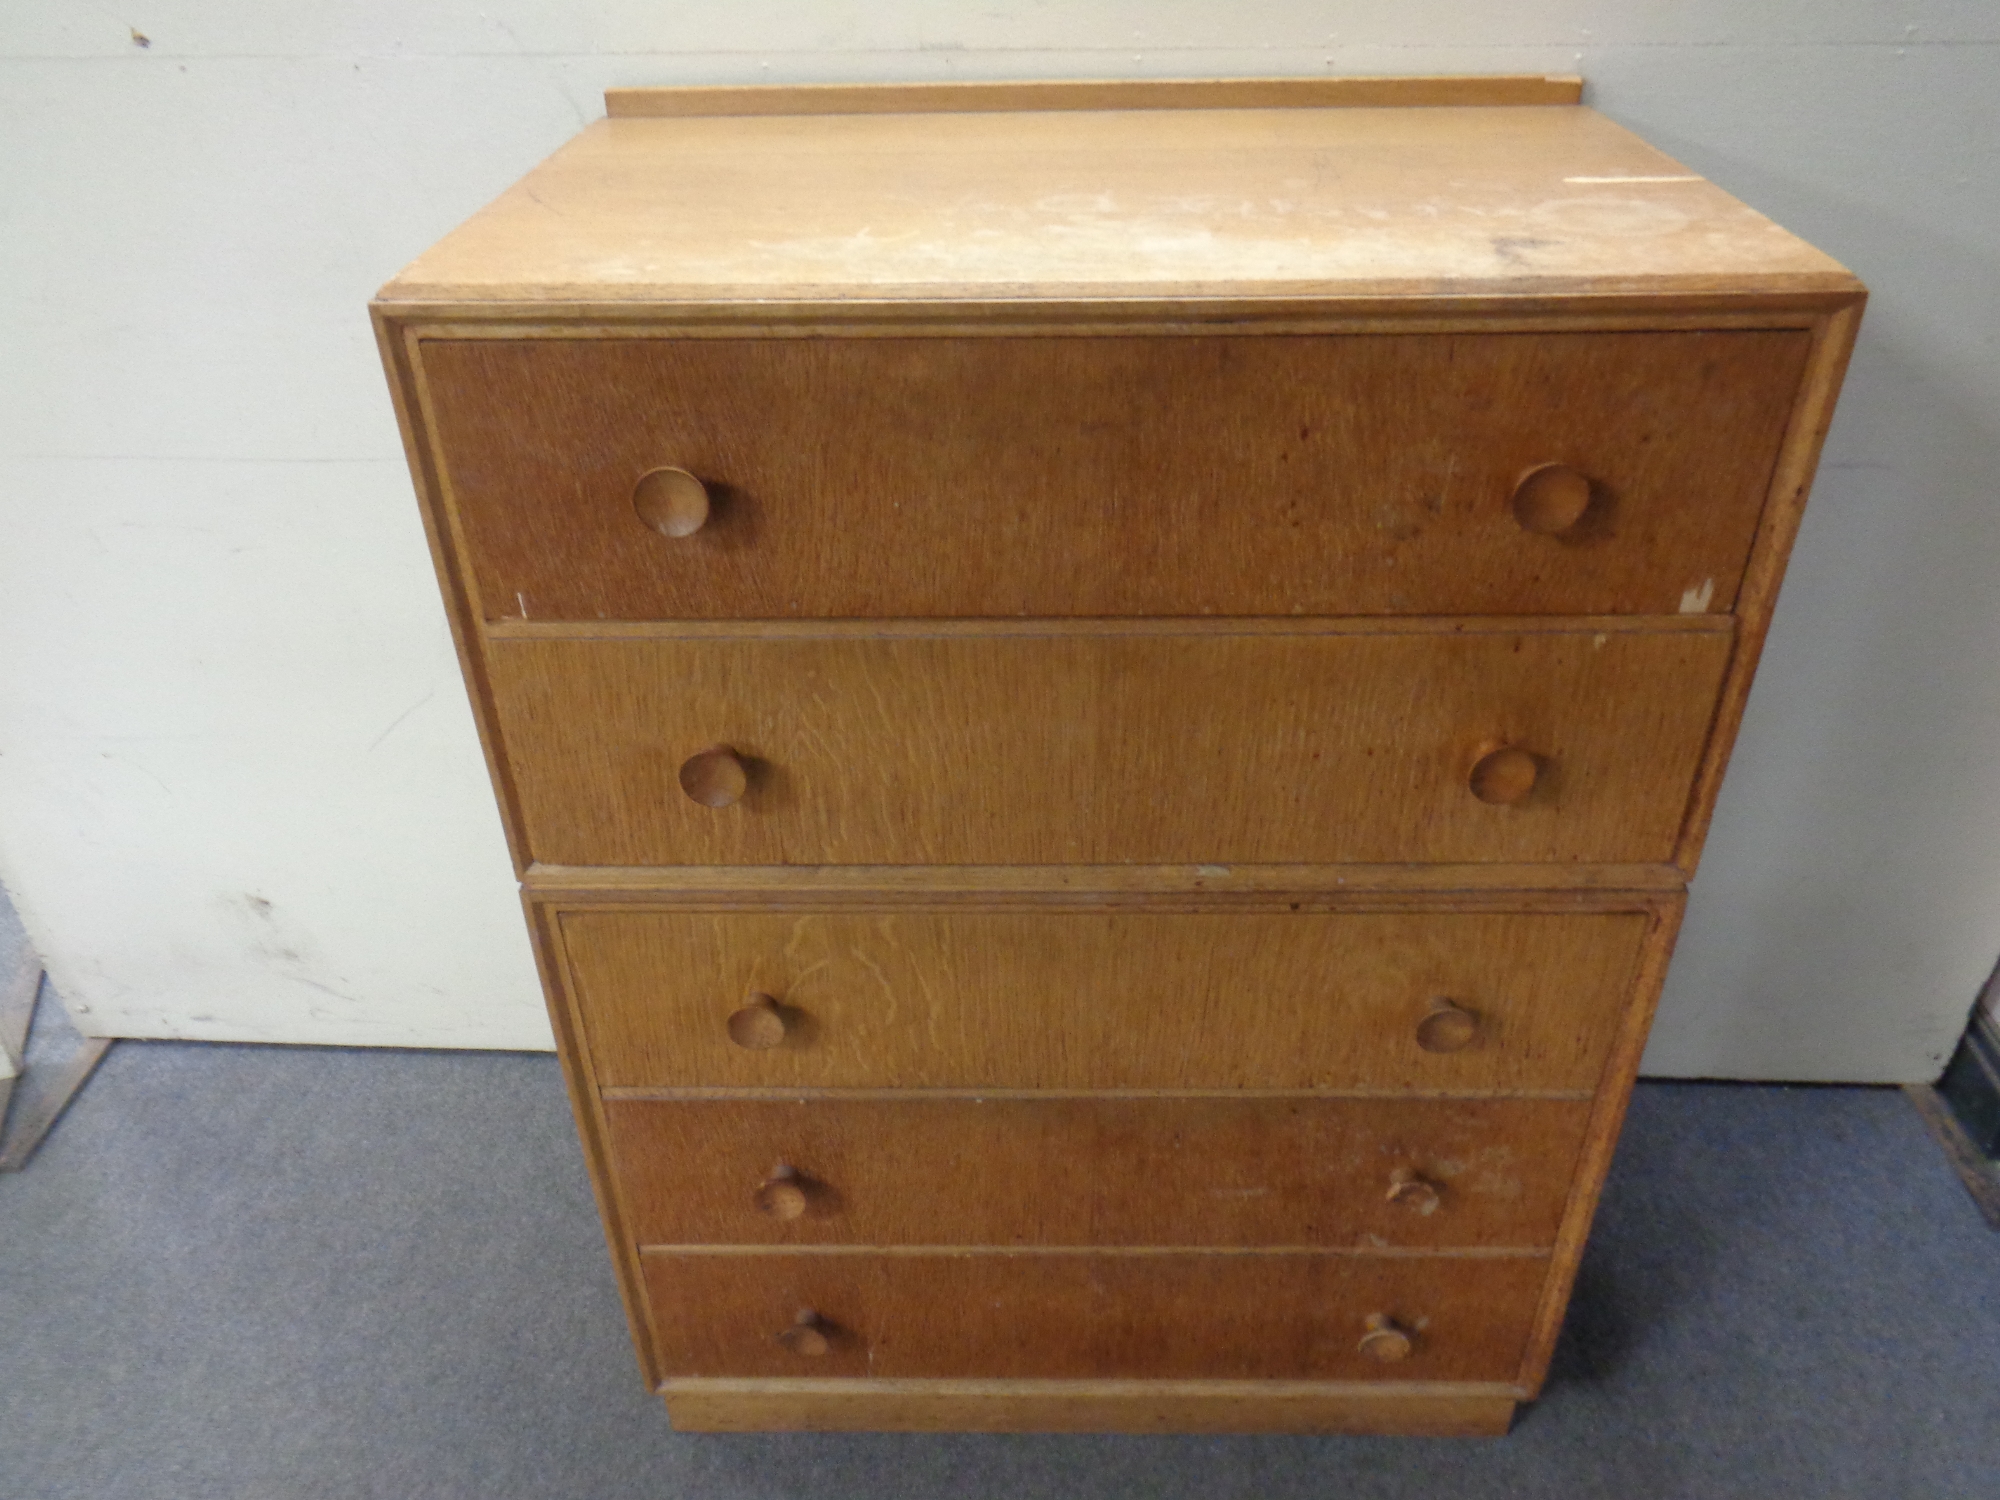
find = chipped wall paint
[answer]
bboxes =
[2,3,1998,1078]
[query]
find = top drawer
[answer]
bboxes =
[418,330,1809,622]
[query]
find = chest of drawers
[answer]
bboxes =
[374,76,1862,1435]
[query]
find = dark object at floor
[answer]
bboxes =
[1907,1084,2000,1229]
[1938,1011,2000,1159]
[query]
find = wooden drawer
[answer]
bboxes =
[420,331,1808,622]
[562,908,1649,1091]
[491,625,1730,868]
[642,1250,1548,1381]
[604,1096,1592,1249]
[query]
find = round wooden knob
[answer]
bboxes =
[1358,1313,1414,1363]
[1416,998,1480,1054]
[633,466,711,538]
[1386,1166,1442,1214]
[726,993,789,1050]
[777,1309,830,1358]
[680,746,748,807]
[1511,463,1593,535]
[754,1165,810,1220]
[1469,745,1539,806]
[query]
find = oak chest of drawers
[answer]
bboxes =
[374,75,1863,1435]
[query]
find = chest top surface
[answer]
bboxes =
[377,80,1858,308]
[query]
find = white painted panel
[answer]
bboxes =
[5,4,1997,57]
[1,4,1996,1075]
[0,58,592,463]
[1582,43,2000,1079]
[0,456,544,1047]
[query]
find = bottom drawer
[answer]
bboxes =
[642,1251,1547,1382]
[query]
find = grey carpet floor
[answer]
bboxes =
[2,1039,1996,1500]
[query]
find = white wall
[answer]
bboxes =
[1,4,1996,1077]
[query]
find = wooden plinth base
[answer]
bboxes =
[662,1378,1519,1435]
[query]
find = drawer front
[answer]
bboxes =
[492,627,1729,867]
[642,1251,1547,1381]
[422,330,1808,621]
[563,909,1648,1091]
[604,1096,1592,1249]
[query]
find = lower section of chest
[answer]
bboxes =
[532,887,1679,1432]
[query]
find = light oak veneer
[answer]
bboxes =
[641,1250,1550,1383]
[602,1095,1593,1249]
[419,331,1807,622]
[374,76,1863,1435]
[487,626,1731,869]
[560,908,1647,1093]
[377,83,1853,306]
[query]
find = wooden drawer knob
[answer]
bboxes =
[633,466,711,537]
[1416,998,1480,1054]
[777,1309,831,1358]
[1386,1167,1442,1214]
[754,1164,810,1220]
[1469,744,1539,806]
[727,993,790,1050]
[680,745,747,807]
[1359,1313,1414,1363]
[1511,462,1593,535]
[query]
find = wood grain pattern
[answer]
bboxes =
[373,81,1866,1431]
[487,627,1731,868]
[1672,301,1867,871]
[385,303,1849,340]
[525,863,1688,899]
[661,1378,1518,1434]
[369,312,533,874]
[603,1095,1591,1249]
[520,898,663,1386]
[489,614,1733,641]
[606,76,1584,118]
[641,1250,1548,1381]
[423,331,1808,621]
[375,106,1859,306]
[1515,897,1684,1394]
[558,908,1647,1091]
